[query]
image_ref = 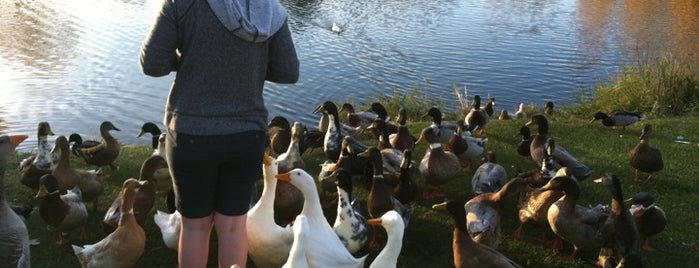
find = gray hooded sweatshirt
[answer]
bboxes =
[140,0,299,135]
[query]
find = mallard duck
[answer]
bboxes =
[591,111,644,131]
[282,214,310,268]
[360,147,412,225]
[153,210,180,251]
[594,173,641,267]
[392,150,418,205]
[340,102,378,129]
[317,136,370,208]
[18,121,56,191]
[102,155,167,234]
[75,121,121,170]
[464,177,530,248]
[68,133,102,157]
[628,123,663,183]
[368,102,397,136]
[483,96,496,118]
[136,122,163,154]
[423,107,458,143]
[515,103,526,119]
[247,154,294,268]
[464,95,490,135]
[627,192,666,252]
[367,210,405,268]
[72,178,146,268]
[390,107,415,152]
[314,101,347,162]
[0,134,31,267]
[498,109,512,120]
[275,169,368,268]
[51,135,105,212]
[274,121,306,225]
[8,201,34,222]
[329,168,370,256]
[36,174,88,245]
[539,167,609,260]
[415,126,461,199]
[278,121,306,173]
[471,151,508,195]
[268,116,292,156]
[366,119,403,184]
[516,126,532,159]
[444,124,488,172]
[526,114,593,179]
[432,200,522,268]
[544,101,555,117]
[444,120,469,158]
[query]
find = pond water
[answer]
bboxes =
[1,0,697,152]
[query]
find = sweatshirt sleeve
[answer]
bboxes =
[265,21,300,84]
[140,0,179,77]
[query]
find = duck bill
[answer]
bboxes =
[356,149,370,158]
[9,134,28,148]
[312,104,324,114]
[263,153,272,165]
[431,201,448,210]
[524,119,535,126]
[367,218,382,227]
[35,184,49,199]
[137,130,146,138]
[275,172,291,182]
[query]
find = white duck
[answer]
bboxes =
[330,168,369,255]
[153,210,180,251]
[247,154,294,268]
[276,169,367,268]
[367,210,405,268]
[282,214,310,268]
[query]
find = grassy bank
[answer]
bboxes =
[4,112,699,267]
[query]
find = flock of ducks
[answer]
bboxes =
[0,97,668,267]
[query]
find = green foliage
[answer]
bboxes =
[571,55,699,117]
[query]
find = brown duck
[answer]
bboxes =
[628,123,663,183]
[75,121,121,170]
[51,135,106,211]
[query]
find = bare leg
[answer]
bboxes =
[214,212,248,268]
[179,214,214,268]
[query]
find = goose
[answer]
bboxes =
[627,192,666,252]
[594,173,641,267]
[153,210,180,251]
[628,123,663,183]
[0,134,31,267]
[276,169,368,268]
[432,200,521,268]
[591,111,644,131]
[367,210,405,268]
[18,121,56,192]
[247,154,294,268]
[75,121,121,170]
[36,174,88,245]
[72,178,146,268]
[282,214,310,268]
[464,177,530,248]
[471,151,508,195]
[539,168,609,260]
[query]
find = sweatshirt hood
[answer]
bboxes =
[207,0,288,42]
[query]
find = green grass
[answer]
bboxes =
[4,112,699,267]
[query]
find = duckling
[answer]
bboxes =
[432,200,522,268]
[36,174,88,245]
[282,214,310,268]
[75,121,121,170]
[424,107,458,143]
[526,114,593,180]
[515,103,526,119]
[18,121,56,191]
[594,173,641,267]
[268,116,292,156]
[366,210,405,268]
[390,107,415,152]
[72,178,146,268]
[392,149,418,205]
[471,151,508,195]
[464,95,490,135]
[0,134,31,267]
[68,133,101,157]
[539,167,609,260]
[275,169,368,268]
[628,123,663,183]
[591,111,644,131]
[329,168,370,256]
[51,135,105,212]
[415,126,461,199]
[102,155,167,234]
[248,154,294,268]
[340,102,378,130]
[464,177,531,248]
[627,192,666,251]
[136,122,163,154]
[153,210,180,251]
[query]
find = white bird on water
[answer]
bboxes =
[332,22,342,33]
